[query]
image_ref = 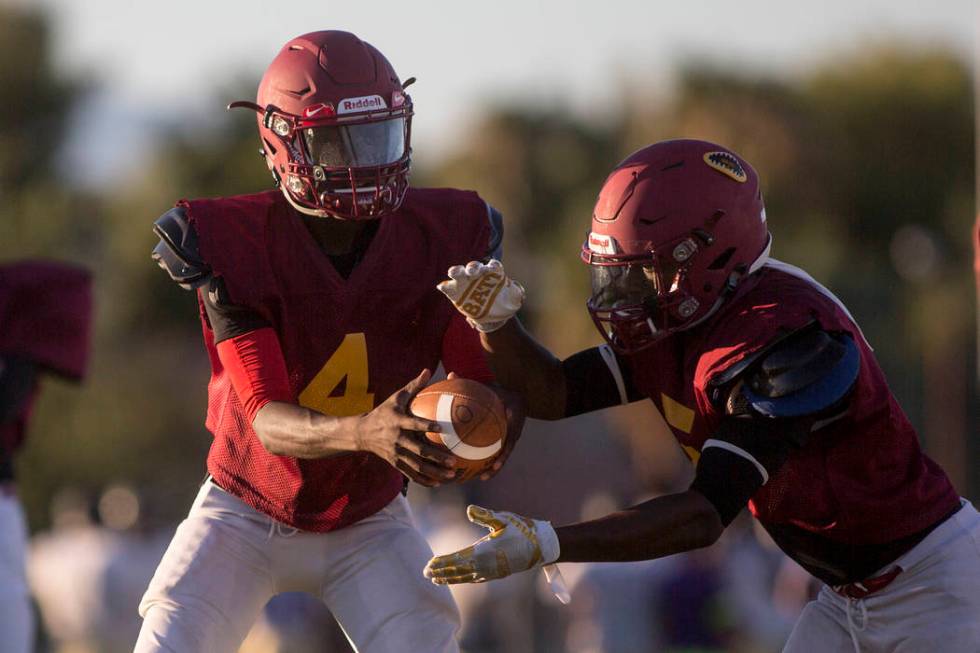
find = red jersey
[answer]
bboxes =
[0,260,92,457]
[627,261,959,548]
[182,188,493,532]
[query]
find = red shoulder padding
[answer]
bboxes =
[215,327,293,422]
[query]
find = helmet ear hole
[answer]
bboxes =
[708,247,736,271]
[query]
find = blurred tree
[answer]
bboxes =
[0,7,77,192]
[0,7,267,531]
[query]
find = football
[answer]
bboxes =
[410,378,507,482]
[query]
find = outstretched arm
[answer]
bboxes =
[478,318,566,420]
[424,490,723,585]
[438,260,639,420]
[554,490,723,562]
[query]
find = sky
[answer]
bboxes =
[18,0,979,186]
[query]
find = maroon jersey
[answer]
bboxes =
[182,188,493,532]
[627,261,958,563]
[0,260,92,457]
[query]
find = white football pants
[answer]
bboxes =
[135,479,459,653]
[0,492,33,653]
[783,499,980,653]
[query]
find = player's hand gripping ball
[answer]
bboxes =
[437,259,525,333]
[410,378,507,482]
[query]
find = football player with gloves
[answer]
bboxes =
[438,260,525,333]
[0,260,93,653]
[431,139,979,652]
[137,31,522,653]
[424,505,559,585]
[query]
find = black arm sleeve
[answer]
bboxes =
[0,356,38,426]
[688,416,799,526]
[199,277,271,344]
[563,345,643,417]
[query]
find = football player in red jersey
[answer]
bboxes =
[429,139,980,651]
[137,31,521,653]
[0,260,93,653]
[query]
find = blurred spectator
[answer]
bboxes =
[1,260,92,653]
[722,518,812,651]
[28,486,168,653]
[239,593,349,653]
[565,557,678,653]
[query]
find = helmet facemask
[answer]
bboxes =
[583,234,704,354]
[236,99,413,220]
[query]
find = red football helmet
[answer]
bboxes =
[230,31,413,219]
[582,139,771,354]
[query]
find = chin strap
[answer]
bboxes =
[748,232,773,274]
[281,187,333,219]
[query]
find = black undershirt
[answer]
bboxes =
[321,219,380,280]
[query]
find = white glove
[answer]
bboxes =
[424,504,559,584]
[436,259,525,332]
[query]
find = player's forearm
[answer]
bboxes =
[480,319,566,420]
[252,401,362,459]
[554,490,724,562]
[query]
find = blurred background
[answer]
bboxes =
[0,0,976,651]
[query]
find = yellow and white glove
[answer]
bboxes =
[424,505,559,584]
[436,259,525,332]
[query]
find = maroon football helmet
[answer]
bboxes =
[230,31,413,219]
[582,139,771,354]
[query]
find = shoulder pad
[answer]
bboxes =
[708,320,818,390]
[737,327,860,418]
[485,203,504,262]
[151,207,211,290]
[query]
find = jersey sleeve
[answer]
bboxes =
[200,277,271,344]
[691,323,861,526]
[438,198,504,383]
[689,415,796,526]
[463,198,503,263]
[440,312,495,383]
[562,345,643,417]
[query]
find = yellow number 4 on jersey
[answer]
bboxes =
[298,333,375,416]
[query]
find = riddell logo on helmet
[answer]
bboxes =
[588,233,619,254]
[337,95,388,115]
